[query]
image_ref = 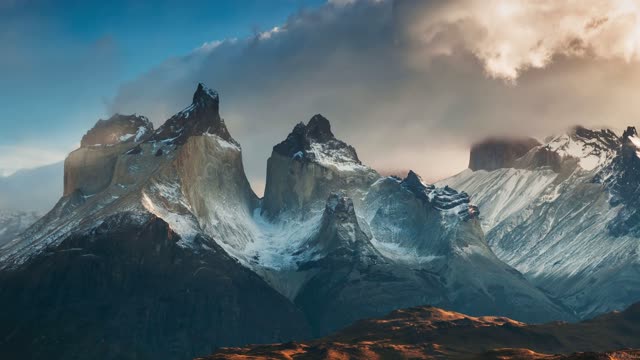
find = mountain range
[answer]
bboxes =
[439,126,640,319]
[0,83,638,359]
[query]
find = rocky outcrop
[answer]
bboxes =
[360,170,570,323]
[304,193,380,259]
[363,171,482,254]
[289,170,569,336]
[469,137,541,171]
[294,193,429,335]
[471,127,621,173]
[80,114,153,147]
[441,125,640,320]
[401,170,479,220]
[262,114,379,218]
[150,83,235,146]
[64,144,126,196]
[173,134,259,253]
[0,84,309,360]
[207,302,640,360]
[64,114,153,196]
[0,84,585,360]
[533,126,620,172]
[598,126,640,236]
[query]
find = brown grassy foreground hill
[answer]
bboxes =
[202,302,640,359]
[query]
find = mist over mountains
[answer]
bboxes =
[0,83,638,360]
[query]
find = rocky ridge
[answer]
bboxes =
[440,125,640,319]
[0,84,584,360]
[0,84,309,360]
[207,302,640,360]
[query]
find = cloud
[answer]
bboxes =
[109,0,640,192]
[0,145,69,177]
[402,0,640,80]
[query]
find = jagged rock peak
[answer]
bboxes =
[401,170,434,194]
[193,82,219,105]
[318,193,381,257]
[469,137,541,171]
[551,125,621,155]
[623,126,638,139]
[272,114,368,172]
[587,126,640,236]
[306,114,334,142]
[274,114,338,157]
[621,126,640,160]
[541,126,621,171]
[400,171,479,221]
[571,126,619,145]
[150,83,236,146]
[80,114,153,147]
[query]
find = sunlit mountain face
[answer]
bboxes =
[1,1,640,360]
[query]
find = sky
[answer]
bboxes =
[2,0,640,193]
[0,0,324,175]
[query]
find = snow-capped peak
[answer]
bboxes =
[150,82,237,146]
[273,114,371,173]
[80,114,154,147]
[543,126,619,171]
[399,171,479,220]
[193,82,219,104]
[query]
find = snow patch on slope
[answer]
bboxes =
[308,142,369,173]
[141,189,199,246]
[439,168,557,231]
[370,237,441,264]
[245,208,323,270]
[204,133,240,151]
[544,130,618,171]
[629,135,640,158]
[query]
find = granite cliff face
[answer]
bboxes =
[255,121,571,334]
[0,84,309,360]
[150,83,235,146]
[64,114,153,196]
[441,125,640,319]
[0,85,591,360]
[261,114,379,219]
[80,113,153,147]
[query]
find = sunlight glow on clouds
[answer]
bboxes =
[406,0,640,80]
[111,0,640,188]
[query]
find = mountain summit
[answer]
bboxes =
[192,82,219,105]
[80,114,153,147]
[263,114,378,218]
[151,83,235,146]
[441,124,640,320]
[0,86,577,360]
[0,84,307,360]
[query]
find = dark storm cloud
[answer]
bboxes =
[110,0,640,191]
